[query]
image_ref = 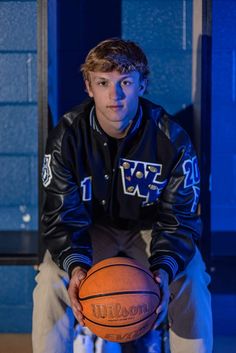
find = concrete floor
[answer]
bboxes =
[0,334,236,353]
[0,334,32,353]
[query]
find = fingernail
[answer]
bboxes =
[79,271,86,280]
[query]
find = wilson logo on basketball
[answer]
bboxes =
[91,302,149,320]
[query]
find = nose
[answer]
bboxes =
[109,83,125,101]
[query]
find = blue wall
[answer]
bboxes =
[0,266,35,333]
[211,0,236,231]
[0,1,38,231]
[122,0,193,115]
[211,0,236,254]
[48,0,121,125]
[0,0,38,332]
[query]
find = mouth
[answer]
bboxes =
[107,105,124,110]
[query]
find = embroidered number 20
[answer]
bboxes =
[182,156,200,188]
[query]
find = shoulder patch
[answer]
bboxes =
[42,154,52,187]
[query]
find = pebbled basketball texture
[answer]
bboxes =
[78,257,160,342]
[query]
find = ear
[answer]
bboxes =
[138,78,147,96]
[85,80,94,98]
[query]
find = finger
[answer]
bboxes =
[77,270,87,283]
[154,301,168,327]
[71,297,82,313]
[73,309,85,326]
[70,295,84,321]
[162,290,169,306]
[156,303,163,316]
[70,297,85,325]
[68,281,82,313]
[156,297,168,318]
[68,282,79,303]
[154,275,162,285]
[154,308,167,329]
[154,296,168,328]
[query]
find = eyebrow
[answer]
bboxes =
[93,74,134,80]
[93,76,108,80]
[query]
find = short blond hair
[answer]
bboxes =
[81,38,150,82]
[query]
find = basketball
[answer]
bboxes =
[78,257,160,343]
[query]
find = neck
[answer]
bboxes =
[99,120,133,139]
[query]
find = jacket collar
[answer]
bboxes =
[89,104,143,137]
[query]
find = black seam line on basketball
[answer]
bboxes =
[79,264,154,291]
[79,290,160,301]
[83,309,157,328]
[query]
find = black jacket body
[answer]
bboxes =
[41,97,202,282]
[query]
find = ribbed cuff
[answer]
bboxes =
[63,253,92,278]
[149,255,179,283]
[59,249,92,278]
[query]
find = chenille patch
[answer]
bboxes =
[42,154,52,187]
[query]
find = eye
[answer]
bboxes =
[96,80,108,87]
[121,80,132,86]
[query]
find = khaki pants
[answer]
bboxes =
[32,224,213,353]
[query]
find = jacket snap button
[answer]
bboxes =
[148,165,158,173]
[123,162,130,169]
[136,171,143,179]
[148,184,157,190]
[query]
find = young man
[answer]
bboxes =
[33,38,213,353]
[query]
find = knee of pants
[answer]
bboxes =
[34,259,70,306]
[170,248,211,299]
[168,249,212,339]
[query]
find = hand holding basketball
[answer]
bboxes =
[78,257,161,342]
[68,267,87,326]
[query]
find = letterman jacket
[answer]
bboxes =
[41,97,202,282]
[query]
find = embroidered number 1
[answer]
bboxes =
[80,177,92,201]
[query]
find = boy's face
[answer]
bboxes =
[85,70,146,138]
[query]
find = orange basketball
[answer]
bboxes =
[78,257,160,343]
